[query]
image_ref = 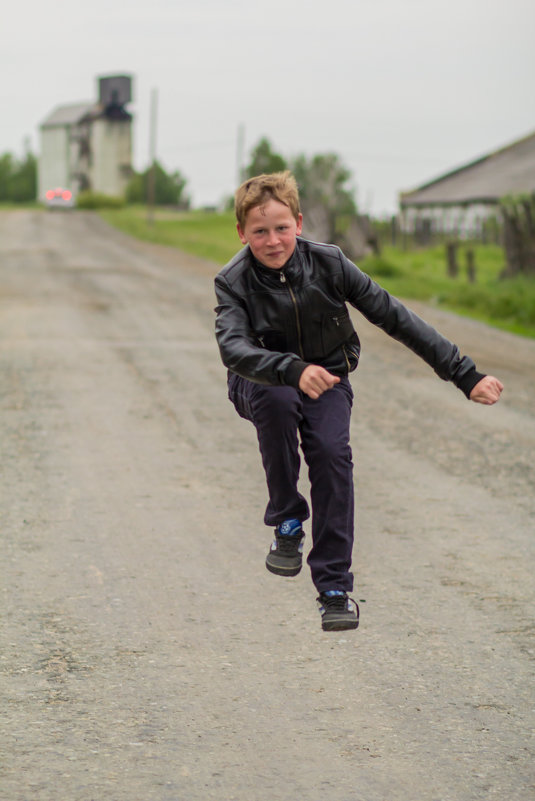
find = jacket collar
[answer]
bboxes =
[250,241,303,282]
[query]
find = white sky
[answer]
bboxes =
[2,0,534,215]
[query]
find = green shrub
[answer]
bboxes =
[77,191,125,210]
[361,255,402,278]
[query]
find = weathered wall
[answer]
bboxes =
[89,118,132,197]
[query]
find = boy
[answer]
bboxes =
[214,172,503,632]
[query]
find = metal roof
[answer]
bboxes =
[400,130,535,207]
[40,102,100,128]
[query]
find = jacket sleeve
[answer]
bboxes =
[340,252,485,397]
[214,273,309,387]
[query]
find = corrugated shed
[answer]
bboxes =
[400,131,535,207]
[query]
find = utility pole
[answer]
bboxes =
[147,88,158,226]
[236,123,245,186]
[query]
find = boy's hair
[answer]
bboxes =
[234,171,300,229]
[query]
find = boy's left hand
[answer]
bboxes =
[469,376,504,405]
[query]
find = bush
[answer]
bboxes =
[125,162,189,207]
[361,254,402,278]
[76,191,125,210]
[0,151,37,202]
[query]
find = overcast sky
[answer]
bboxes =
[2,0,534,215]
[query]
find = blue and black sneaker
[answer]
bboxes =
[317,590,359,631]
[265,519,304,577]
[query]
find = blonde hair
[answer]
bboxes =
[234,171,300,229]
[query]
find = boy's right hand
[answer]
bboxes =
[299,365,341,399]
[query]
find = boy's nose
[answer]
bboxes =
[267,229,280,245]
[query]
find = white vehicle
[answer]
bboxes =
[44,187,75,209]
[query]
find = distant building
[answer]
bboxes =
[399,130,535,238]
[38,75,134,202]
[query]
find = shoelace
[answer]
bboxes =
[322,594,349,610]
[276,532,303,554]
[321,594,360,622]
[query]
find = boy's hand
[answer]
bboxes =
[299,365,341,399]
[469,376,504,405]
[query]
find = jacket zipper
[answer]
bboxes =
[280,270,304,359]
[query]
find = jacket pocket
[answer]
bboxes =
[343,335,361,371]
[255,328,287,353]
[321,308,355,355]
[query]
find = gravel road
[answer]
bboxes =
[2,210,534,801]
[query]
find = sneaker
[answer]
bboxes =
[317,591,359,631]
[265,519,304,577]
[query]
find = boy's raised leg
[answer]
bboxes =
[228,375,310,525]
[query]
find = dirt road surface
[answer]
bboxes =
[2,210,534,801]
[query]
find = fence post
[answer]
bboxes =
[391,215,397,247]
[446,242,459,278]
[466,248,476,283]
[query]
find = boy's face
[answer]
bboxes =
[237,199,303,270]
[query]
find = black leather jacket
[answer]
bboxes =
[214,237,484,398]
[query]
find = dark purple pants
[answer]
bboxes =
[228,373,355,593]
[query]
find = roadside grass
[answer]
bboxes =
[0,201,41,209]
[98,205,240,264]
[362,246,535,338]
[98,206,535,339]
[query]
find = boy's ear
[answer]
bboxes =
[236,222,248,245]
[296,213,303,236]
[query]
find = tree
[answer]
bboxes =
[245,138,287,178]
[0,153,14,202]
[10,152,37,202]
[0,151,37,202]
[290,152,379,258]
[291,152,356,219]
[126,161,190,207]
[290,152,357,245]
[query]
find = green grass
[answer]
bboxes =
[98,206,535,339]
[361,245,535,338]
[98,205,240,264]
[0,201,41,209]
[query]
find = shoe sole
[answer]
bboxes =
[265,557,302,577]
[322,618,359,631]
